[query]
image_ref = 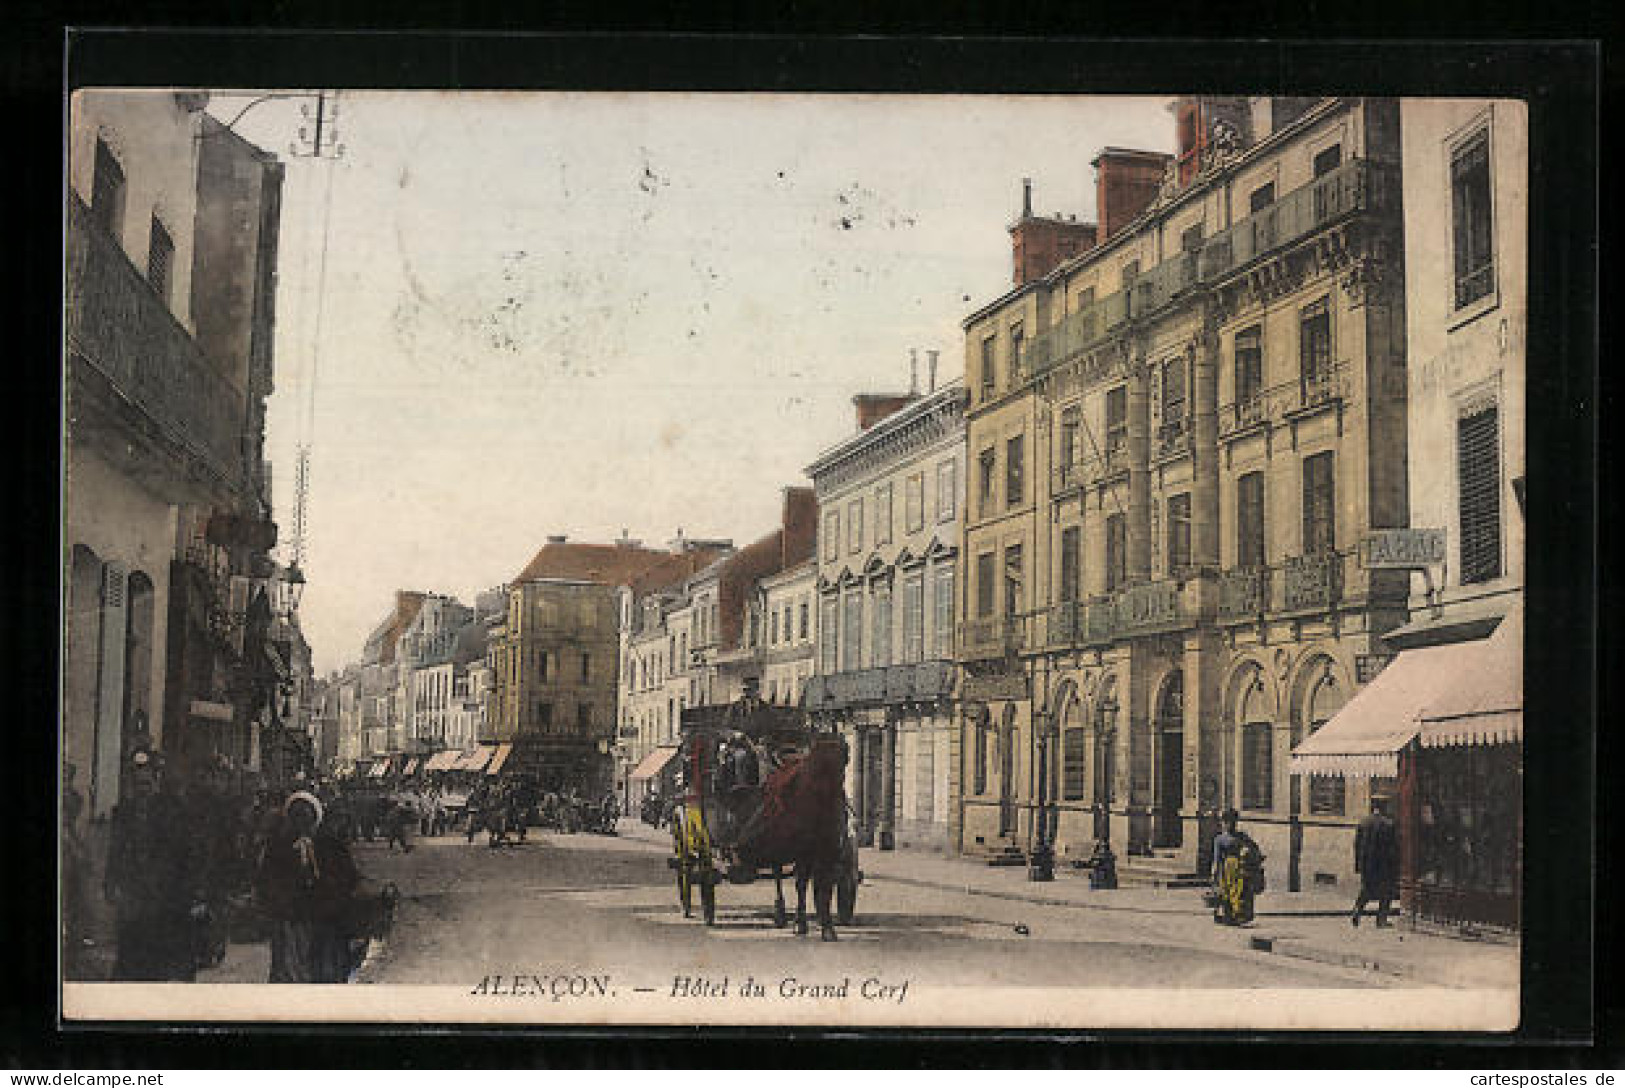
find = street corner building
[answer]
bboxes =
[804,368,966,852]
[947,95,1524,925]
[63,91,298,977]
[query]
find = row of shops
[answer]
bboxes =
[333,742,516,782]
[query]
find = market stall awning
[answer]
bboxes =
[424,750,460,772]
[630,746,679,782]
[1419,606,1522,748]
[1290,638,1482,778]
[368,760,390,778]
[402,757,420,775]
[486,743,514,775]
[459,745,495,773]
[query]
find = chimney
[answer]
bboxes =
[927,349,940,392]
[909,349,919,395]
[1093,148,1173,240]
[853,394,916,432]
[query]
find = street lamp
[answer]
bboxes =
[1029,708,1057,883]
[279,563,307,617]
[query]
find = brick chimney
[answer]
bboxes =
[780,486,818,564]
[1009,179,1097,286]
[1093,148,1174,240]
[853,393,916,432]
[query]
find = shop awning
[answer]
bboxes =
[486,743,514,775]
[368,760,390,778]
[630,746,679,782]
[1419,606,1522,749]
[402,757,420,775]
[424,750,460,772]
[459,746,495,773]
[1290,638,1481,778]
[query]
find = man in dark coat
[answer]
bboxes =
[104,749,205,981]
[1352,797,1400,928]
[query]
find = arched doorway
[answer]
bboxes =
[998,704,1018,836]
[1237,668,1274,814]
[1299,660,1347,818]
[1154,670,1185,848]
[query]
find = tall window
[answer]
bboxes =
[1010,324,1026,380]
[1063,727,1087,800]
[1299,297,1332,387]
[933,566,955,658]
[1059,406,1080,475]
[1105,386,1128,452]
[147,216,174,303]
[1180,223,1204,254]
[936,460,956,522]
[1005,435,1025,507]
[1105,514,1127,592]
[1242,722,1273,809]
[1003,545,1023,621]
[1302,452,1337,554]
[875,484,894,545]
[974,716,989,795]
[823,511,839,561]
[1237,472,1266,569]
[1312,143,1343,177]
[819,596,839,672]
[577,704,592,732]
[846,499,864,554]
[978,448,996,517]
[980,336,997,396]
[1120,259,1140,288]
[1162,355,1188,429]
[1458,405,1503,584]
[1167,493,1192,574]
[975,552,996,618]
[1235,326,1263,407]
[902,573,924,663]
[871,584,893,667]
[537,651,550,682]
[905,473,924,533]
[841,592,863,672]
[538,702,553,730]
[580,652,590,682]
[1306,672,1347,815]
[1249,181,1275,213]
[1452,129,1495,309]
[770,608,780,645]
[91,139,126,236]
[799,600,809,640]
[1059,526,1081,603]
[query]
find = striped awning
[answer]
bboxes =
[458,746,495,772]
[424,750,462,772]
[630,746,679,782]
[402,757,420,775]
[368,760,390,778]
[486,743,514,775]
[1419,606,1522,749]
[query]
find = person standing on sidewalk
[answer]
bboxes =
[1210,809,1263,926]
[1352,798,1400,928]
[104,749,205,980]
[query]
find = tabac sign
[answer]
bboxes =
[1360,528,1446,569]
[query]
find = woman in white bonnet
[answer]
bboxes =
[256,790,359,982]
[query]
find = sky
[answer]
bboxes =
[210,92,1176,674]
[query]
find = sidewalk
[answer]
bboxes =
[618,819,1518,990]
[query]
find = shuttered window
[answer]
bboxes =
[902,574,924,664]
[1242,722,1273,810]
[1059,526,1080,603]
[933,566,955,658]
[1299,297,1332,386]
[1451,129,1495,309]
[1458,405,1502,584]
[1302,452,1336,554]
[841,593,863,672]
[1106,514,1127,591]
[1235,325,1263,405]
[1237,472,1266,569]
[819,595,839,672]
[1167,493,1192,574]
[147,216,174,303]
[871,584,892,668]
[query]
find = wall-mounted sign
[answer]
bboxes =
[1361,528,1446,569]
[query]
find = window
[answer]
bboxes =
[770,608,780,645]
[936,460,956,522]
[147,216,174,303]
[875,484,894,545]
[1451,129,1495,309]
[980,336,997,395]
[847,499,864,554]
[799,600,809,640]
[1005,435,1025,507]
[978,448,996,517]
[1121,259,1140,288]
[1302,452,1337,554]
[905,473,924,533]
[1105,386,1128,452]
[1059,526,1081,603]
[1063,727,1087,800]
[1167,493,1192,575]
[1106,514,1127,592]
[537,651,550,682]
[902,573,924,663]
[1306,674,1347,815]
[841,592,863,672]
[819,596,839,672]
[577,704,592,732]
[1010,324,1026,380]
[1003,545,1023,620]
[1076,286,1096,309]
[1312,143,1343,178]
[872,584,893,667]
[1162,355,1188,428]
[1248,182,1275,213]
[1180,223,1204,253]
[1237,472,1266,569]
[538,702,553,730]
[1235,325,1263,407]
[1242,722,1273,810]
[933,566,955,658]
[1299,297,1332,387]
[578,652,590,682]
[91,139,126,236]
[823,511,839,561]
[975,552,996,618]
[1458,405,1503,584]
[974,718,989,795]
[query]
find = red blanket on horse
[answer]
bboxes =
[739,738,847,865]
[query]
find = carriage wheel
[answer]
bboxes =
[701,876,717,926]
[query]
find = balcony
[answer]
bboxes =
[1292,364,1350,414]
[1154,417,1192,460]
[1217,567,1269,622]
[1071,580,1191,647]
[1131,251,1197,317]
[1047,601,1084,647]
[1199,159,1378,283]
[803,661,955,711]
[1220,362,1351,438]
[1029,288,1131,374]
[1280,552,1343,613]
[958,616,1024,661]
[65,192,247,493]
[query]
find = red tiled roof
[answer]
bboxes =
[512,540,721,589]
[629,546,733,596]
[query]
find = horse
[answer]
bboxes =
[754,736,850,942]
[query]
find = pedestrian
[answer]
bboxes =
[383,797,414,853]
[1210,808,1264,926]
[1352,797,1401,928]
[255,791,361,983]
[104,748,205,981]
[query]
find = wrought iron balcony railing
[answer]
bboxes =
[1280,551,1343,613]
[1217,567,1269,622]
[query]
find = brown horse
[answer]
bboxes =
[750,736,850,941]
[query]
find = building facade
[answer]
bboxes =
[756,560,818,707]
[806,386,965,851]
[957,97,1412,895]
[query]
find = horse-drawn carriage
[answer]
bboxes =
[667,695,861,938]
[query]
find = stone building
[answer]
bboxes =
[1294,99,1525,927]
[806,381,965,851]
[956,96,1412,895]
[756,559,818,707]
